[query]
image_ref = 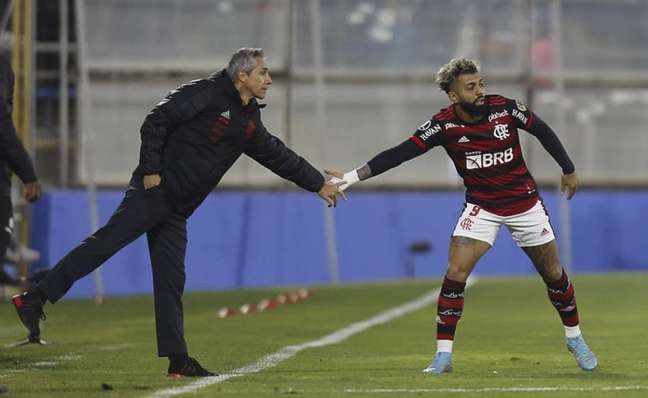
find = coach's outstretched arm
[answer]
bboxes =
[325,137,429,190]
[246,120,346,207]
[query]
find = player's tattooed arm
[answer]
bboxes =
[323,164,372,190]
[324,137,426,190]
[356,164,372,181]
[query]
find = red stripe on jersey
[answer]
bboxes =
[437,113,453,122]
[437,106,455,121]
[410,136,427,149]
[486,95,506,105]
[444,123,500,136]
[526,110,534,129]
[471,195,538,216]
[462,166,531,188]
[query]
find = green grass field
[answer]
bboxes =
[1,273,647,397]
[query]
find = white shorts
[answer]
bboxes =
[452,200,555,247]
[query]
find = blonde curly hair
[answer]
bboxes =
[436,58,480,93]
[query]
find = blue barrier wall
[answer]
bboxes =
[30,189,648,298]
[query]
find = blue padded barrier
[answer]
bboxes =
[29,189,648,298]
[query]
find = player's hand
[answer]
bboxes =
[560,172,578,200]
[324,169,352,191]
[318,180,347,208]
[143,174,161,190]
[23,181,42,202]
[325,169,344,179]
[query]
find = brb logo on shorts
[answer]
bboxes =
[465,148,514,170]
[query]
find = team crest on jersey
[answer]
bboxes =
[515,99,527,112]
[493,124,510,140]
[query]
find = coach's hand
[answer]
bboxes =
[143,174,161,190]
[24,181,42,202]
[561,172,578,200]
[318,180,346,208]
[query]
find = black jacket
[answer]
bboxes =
[134,70,324,217]
[0,54,38,196]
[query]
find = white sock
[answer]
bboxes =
[437,339,453,353]
[564,325,581,338]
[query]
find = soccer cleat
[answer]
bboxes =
[167,357,216,378]
[422,351,453,374]
[566,335,598,371]
[12,291,46,343]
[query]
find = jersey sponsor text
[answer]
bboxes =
[465,148,514,170]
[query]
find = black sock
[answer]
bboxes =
[169,353,189,367]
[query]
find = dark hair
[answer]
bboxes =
[436,58,480,93]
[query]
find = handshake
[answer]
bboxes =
[317,169,361,207]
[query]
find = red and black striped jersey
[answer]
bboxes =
[410,95,539,216]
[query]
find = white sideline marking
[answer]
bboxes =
[345,386,648,393]
[148,279,475,398]
[33,361,58,367]
[98,343,135,351]
[8,369,27,373]
[55,354,83,361]
[30,354,83,369]
[2,353,80,375]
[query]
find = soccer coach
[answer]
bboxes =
[13,48,344,377]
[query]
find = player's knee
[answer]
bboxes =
[540,260,563,281]
[446,265,470,283]
[548,263,563,281]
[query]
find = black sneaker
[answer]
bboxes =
[167,357,216,378]
[12,291,46,342]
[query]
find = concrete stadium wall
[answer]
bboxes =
[30,189,648,299]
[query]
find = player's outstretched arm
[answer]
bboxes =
[523,112,578,200]
[325,137,429,191]
[524,113,575,175]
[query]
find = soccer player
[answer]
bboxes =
[12,48,345,377]
[327,58,597,373]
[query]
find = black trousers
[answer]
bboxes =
[38,178,189,357]
[0,194,16,285]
